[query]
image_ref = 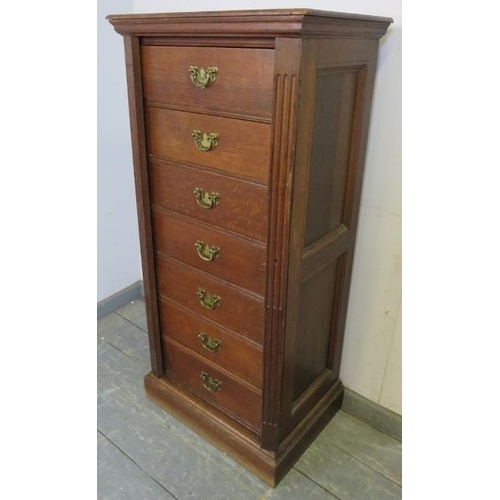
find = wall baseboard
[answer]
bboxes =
[97,280,144,319]
[342,388,402,441]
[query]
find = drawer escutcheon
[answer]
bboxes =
[198,332,222,352]
[194,240,220,262]
[192,130,219,152]
[197,288,221,310]
[193,187,221,209]
[200,371,222,392]
[188,65,217,89]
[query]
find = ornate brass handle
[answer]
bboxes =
[192,130,219,152]
[194,240,220,262]
[193,187,220,209]
[197,288,221,310]
[198,332,222,353]
[188,65,217,89]
[200,371,222,392]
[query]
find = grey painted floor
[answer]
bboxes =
[98,299,402,500]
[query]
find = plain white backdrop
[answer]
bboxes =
[1,1,500,499]
[97,0,138,302]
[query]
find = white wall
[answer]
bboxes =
[98,0,142,301]
[103,0,402,414]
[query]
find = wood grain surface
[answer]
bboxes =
[164,338,262,431]
[153,209,267,296]
[146,107,271,182]
[159,299,263,388]
[142,45,274,119]
[156,256,265,345]
[149,158,269,242]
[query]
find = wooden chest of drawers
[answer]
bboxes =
[108,8,391,486]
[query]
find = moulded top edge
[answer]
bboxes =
[106,8,393,38]
[107,9,392,24]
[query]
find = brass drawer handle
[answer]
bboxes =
[197,288,221,310]
[195,240,220,262]
[193,187,220,209]
[198,332,222,353]
[188,65,217,89]
[192,130,219,152]
[200,371,222,392]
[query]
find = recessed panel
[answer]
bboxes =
[292,260,339,400]
[304,69,358,246]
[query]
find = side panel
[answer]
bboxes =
[292,66,360,398]
[280,37,381,438]
[303,68,358,246]
[292,260,339,399]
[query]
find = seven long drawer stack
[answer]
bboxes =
[143,45,275,433]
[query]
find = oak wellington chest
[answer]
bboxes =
[107,9,392,486]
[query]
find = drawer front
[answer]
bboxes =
[149,159,269,242]
[141,46,275,119]
[159,299,262,388]
[147,107,271,183]
[164,338,262,431]
[153,210,266,296]
[156,257,265,344]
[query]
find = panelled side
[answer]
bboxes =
[280,37,381,439]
